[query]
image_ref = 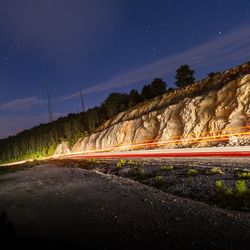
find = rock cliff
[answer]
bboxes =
[56,62,250,154]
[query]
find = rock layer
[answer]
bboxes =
[72,74,250,152]
[55,63,250,154]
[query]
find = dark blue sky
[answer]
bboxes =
[0,0,250,138]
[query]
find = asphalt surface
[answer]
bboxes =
[0,164,250,249]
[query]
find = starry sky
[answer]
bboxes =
[0,0,250,139]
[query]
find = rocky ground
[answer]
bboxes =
[0,158,250,249]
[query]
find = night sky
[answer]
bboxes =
[0,0,250,138]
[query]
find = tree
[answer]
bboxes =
[141,78,167,100]
[128,89,142,107]
[175,65,195,88]
[141,84,152,100]
[150,78,167,96]
[102,93,129,118]
[208,72,220,78]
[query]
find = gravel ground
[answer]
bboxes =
[54,157,250,209]
[0,163,250,249]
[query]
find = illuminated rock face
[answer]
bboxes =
[70,73,250,153]
[54,141,70,155]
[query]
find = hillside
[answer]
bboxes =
[57,62,250,154]
[1,62,249,163]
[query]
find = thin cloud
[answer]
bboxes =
[63,24,250,100]
[0,97,46,111]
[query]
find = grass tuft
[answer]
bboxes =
[210,167,224,175]
[115,159,126,171]
[161,165,174,171]
[187,169,199,176]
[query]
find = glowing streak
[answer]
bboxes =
[65,130,250,157]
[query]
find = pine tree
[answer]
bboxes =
[175,65,195,88]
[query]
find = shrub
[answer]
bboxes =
[153,175,164,188]
[210,167,224,175]
[213,179,250,210]
[115,159,126,170]
[238,171,250,179]
[161,165,174,171]
[235,180,248,194]
[187,169,199,176]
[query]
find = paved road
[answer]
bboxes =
[0,165,250,249]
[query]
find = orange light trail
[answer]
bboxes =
[66,126,250,156]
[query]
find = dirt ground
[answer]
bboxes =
[0,164,250,249]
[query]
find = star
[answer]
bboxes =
[218,31,222,35]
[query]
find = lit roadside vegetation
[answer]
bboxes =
[115,159,126,171]
[187,168,199,176]
[214,179,250,211]
[153,175,164,188]
[161,165,174,171]
[210,167,224,175]
[237,170,250,179]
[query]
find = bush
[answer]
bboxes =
[187,169,199,176]
[214,179,250,210]
[161,165,174,171]
[115,159,126,170]
[210,167,224,175]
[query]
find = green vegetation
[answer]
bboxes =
[210,167,224,175]
[187,168,199,176]
[1,62,249,164]
[0,78,168,164]
[214,179,250,210]
[127,160,136,165]
[153,175,164,188]
[126,166,154,181]
[237,170,250,179]
[160,165,174,171]
[115,159,126,170]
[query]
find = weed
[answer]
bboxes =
[187,169,199,176]
[115,159,126,170]
[161,165,174,171]
[153,175,164,187]
[128,160,136,165]
[235,180,248,194]
[127,166,154,181]
[210,167,224,175]
[213,179,250,210]
[216,180,223,189]
[238,171,250,179]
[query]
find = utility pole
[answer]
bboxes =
[80,88,85,113]
[47,87,53,122]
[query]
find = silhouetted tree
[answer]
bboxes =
[102,93,129,118]
[208,72,220,78]
[150,78,167,96]
[175,65,195,88]
[141,78,167,100]
[128,89,142,107]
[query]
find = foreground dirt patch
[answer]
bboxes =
[0,165,250,249]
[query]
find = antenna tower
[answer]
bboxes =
[80,88,85,112]
[47,87,53,122]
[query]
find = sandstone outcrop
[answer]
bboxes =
[54,141,70,155]
[55,62,250,154]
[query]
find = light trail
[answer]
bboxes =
[66,130,250,156]
[1,126,250,166]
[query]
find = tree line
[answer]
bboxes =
[0,65,196,164]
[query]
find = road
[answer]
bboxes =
[1,165,250,249]
[62,146,250,159]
